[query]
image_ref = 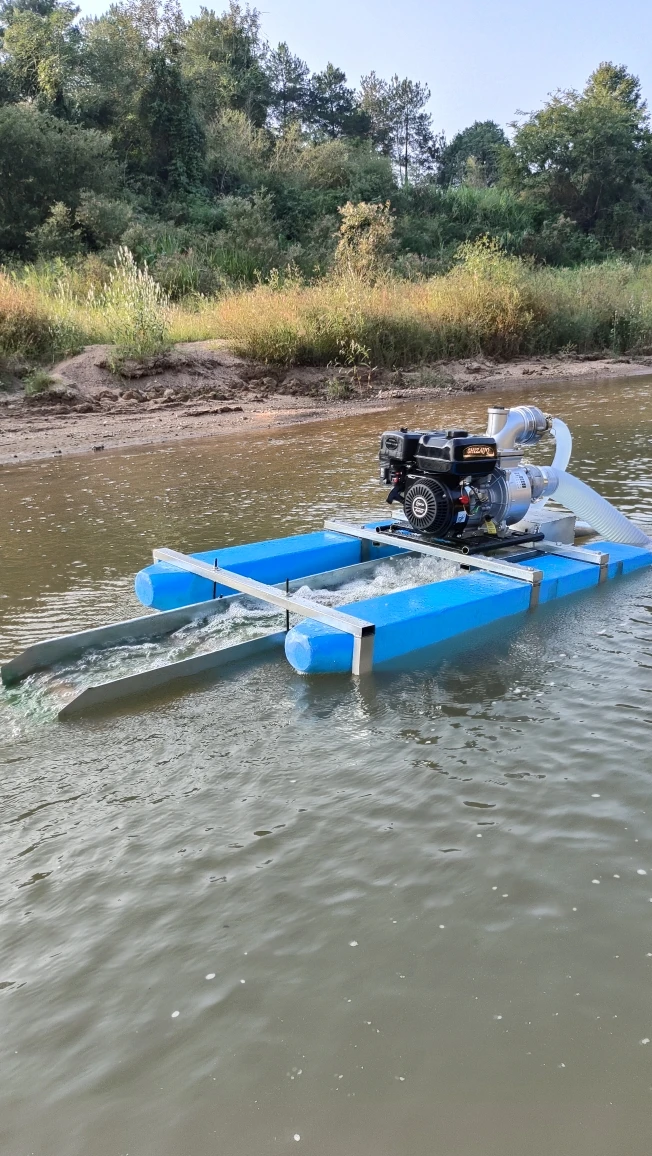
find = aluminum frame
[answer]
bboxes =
[153,547,375,675]
[324,519,544,608]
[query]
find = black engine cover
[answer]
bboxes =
[415,432,497,477]
[379,429,434,466]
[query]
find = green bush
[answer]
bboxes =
[29,203,83,259]
[24,370,55,394]
[150,250,228,298]
[75,191,134,249]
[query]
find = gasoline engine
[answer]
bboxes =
[379,405,559,541]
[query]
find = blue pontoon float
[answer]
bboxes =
[3,405,651,716]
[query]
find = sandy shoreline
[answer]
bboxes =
[1,345,651,465]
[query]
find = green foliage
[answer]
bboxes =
[24,368,55,392]
[394,183,537,267]
[215,191,293,277]
[304,63,367,139]
[30,202,83,257]
[138,47,205,192]
[510,62,652,243]
[360,72,439,184]
[267,41,308,129]
[334,200,394,279]
[325,375,353,399]
[181,2,271,126]
[1,0,652,293]
[75,190,134,248]
[77,5,151,149]
[438,120,509,187]
[150,248,227,296]
[0,266,84,366]
[0,0,81,108]
[205,107,270,193]
[0,103,119,255]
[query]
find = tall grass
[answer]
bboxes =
[98,247,171,365]
[0,273,80,369]
[3,243,652,372]
[207,248,652,366]
[0,252,204,371]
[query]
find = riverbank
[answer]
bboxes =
[1,344,650,464]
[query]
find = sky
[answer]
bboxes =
[78,0,652,140]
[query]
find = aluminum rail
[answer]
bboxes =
[536,541,610,583]
[324,519,544,608]
[58,631,285,719]
[153,547,376,674]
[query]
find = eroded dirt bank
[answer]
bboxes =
[1,342,650,464]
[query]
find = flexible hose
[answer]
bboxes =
[551,418,573,472]
[532,418,573,509]
[548,468,650,547]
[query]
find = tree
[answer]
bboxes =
[360,73,439,184]
[118,0,184,49]
[78,4,151,137]
[0,102,119,253]
[138,45,205,191]
[358,69,391,149]
[510,62,652,241]
[438,120,509,187]
[266,41,308,128]
[182,3,271,127]
[585,61,644,112]
[304,63,368,139]
[0,0,81,110]
[79,1,205,187]
[205,106,268,192]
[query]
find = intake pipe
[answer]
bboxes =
[531,417,573,510]
[544,468,651,548]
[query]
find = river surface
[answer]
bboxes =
[2,378,652,1156]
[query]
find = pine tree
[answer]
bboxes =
[360,73,438,184]
[305,63,368,139]
[266,41,308,128]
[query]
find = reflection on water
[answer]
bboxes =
[1,378,652,1156]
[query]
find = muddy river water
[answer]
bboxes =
[2,378,652,1156]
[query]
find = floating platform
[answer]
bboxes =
[2,521,651,718]
[285,526,651,674]
[135,529,399,610]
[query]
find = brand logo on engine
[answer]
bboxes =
[462,445,495,458]
[411,495,430,518]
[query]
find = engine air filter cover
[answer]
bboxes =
[379,429,437,465]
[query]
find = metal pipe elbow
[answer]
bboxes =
[489,406,549,450]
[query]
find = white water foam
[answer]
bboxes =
[6,553,460,718]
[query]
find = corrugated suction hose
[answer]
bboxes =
[548,468,650,547]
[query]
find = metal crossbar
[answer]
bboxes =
[153,547,375,675]
[536,541,610,583]
[324,519,544,608]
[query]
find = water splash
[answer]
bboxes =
[3,553,457,722]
